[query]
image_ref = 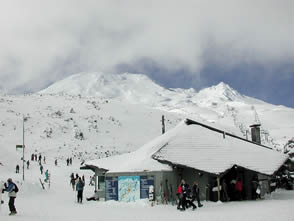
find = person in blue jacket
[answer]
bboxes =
[3,178,17,215]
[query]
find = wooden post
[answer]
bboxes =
[217,176,221,201]
[95,171,98,192]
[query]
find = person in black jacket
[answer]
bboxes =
[181,180,196,210]
[76,177,85,203]
[192,181,203,207]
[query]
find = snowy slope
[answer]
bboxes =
[0,93,182,172]
[1,71,294,220]
[1,71,294,173]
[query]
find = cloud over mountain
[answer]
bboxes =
[0,0,293,96]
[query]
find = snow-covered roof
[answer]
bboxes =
[153,119,288,176]
[85,119,288,175]
[84,122,186,173]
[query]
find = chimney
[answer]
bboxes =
[250,124,261,144]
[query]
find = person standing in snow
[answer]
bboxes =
[235,177,243,201]
[221,179,230,202]
[192,181,203,207]
[3,178,17,215]
[15,165,20,173]
[76,177,85,203]
[177,180,186,210]
[26,160,30,169]
[55,159,58,166]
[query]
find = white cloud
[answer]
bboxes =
[0,0,293,92]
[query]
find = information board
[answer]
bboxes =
[118,176,140,202]
[140,176,154,199]
[105,176,118,201]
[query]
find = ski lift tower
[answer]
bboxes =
[16,115,25,181]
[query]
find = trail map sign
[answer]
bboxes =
[118,176,140,202]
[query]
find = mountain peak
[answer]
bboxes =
[198,82,243,102]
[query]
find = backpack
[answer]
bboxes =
[14,183,19,193]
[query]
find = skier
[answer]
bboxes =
[70,173,75,190]
[3,178,18,215]
[43,156,46,164]
[69,157,72,165]
[26,160,30,169]
[55,159,58,166]
[76,177,85,203]
[66,158,69,166]
[40,164,44,174]
[0,181,4,207]
[45,170,49,182]
[31,153,34,161]
[38,154,42,163]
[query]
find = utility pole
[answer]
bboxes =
[161,115,165,134]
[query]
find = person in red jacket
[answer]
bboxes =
[235,177,243,201]
[177,182,184,210]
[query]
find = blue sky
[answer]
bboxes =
[0,1,293,107]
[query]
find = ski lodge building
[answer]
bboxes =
[81,119,288,202]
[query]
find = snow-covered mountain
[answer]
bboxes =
[1,72,294,171]
[40,72,294,146]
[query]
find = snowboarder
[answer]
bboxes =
[15,165,20,173]
[26,160,30,169]
[76,177,85,203]
[3,178,18,215]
